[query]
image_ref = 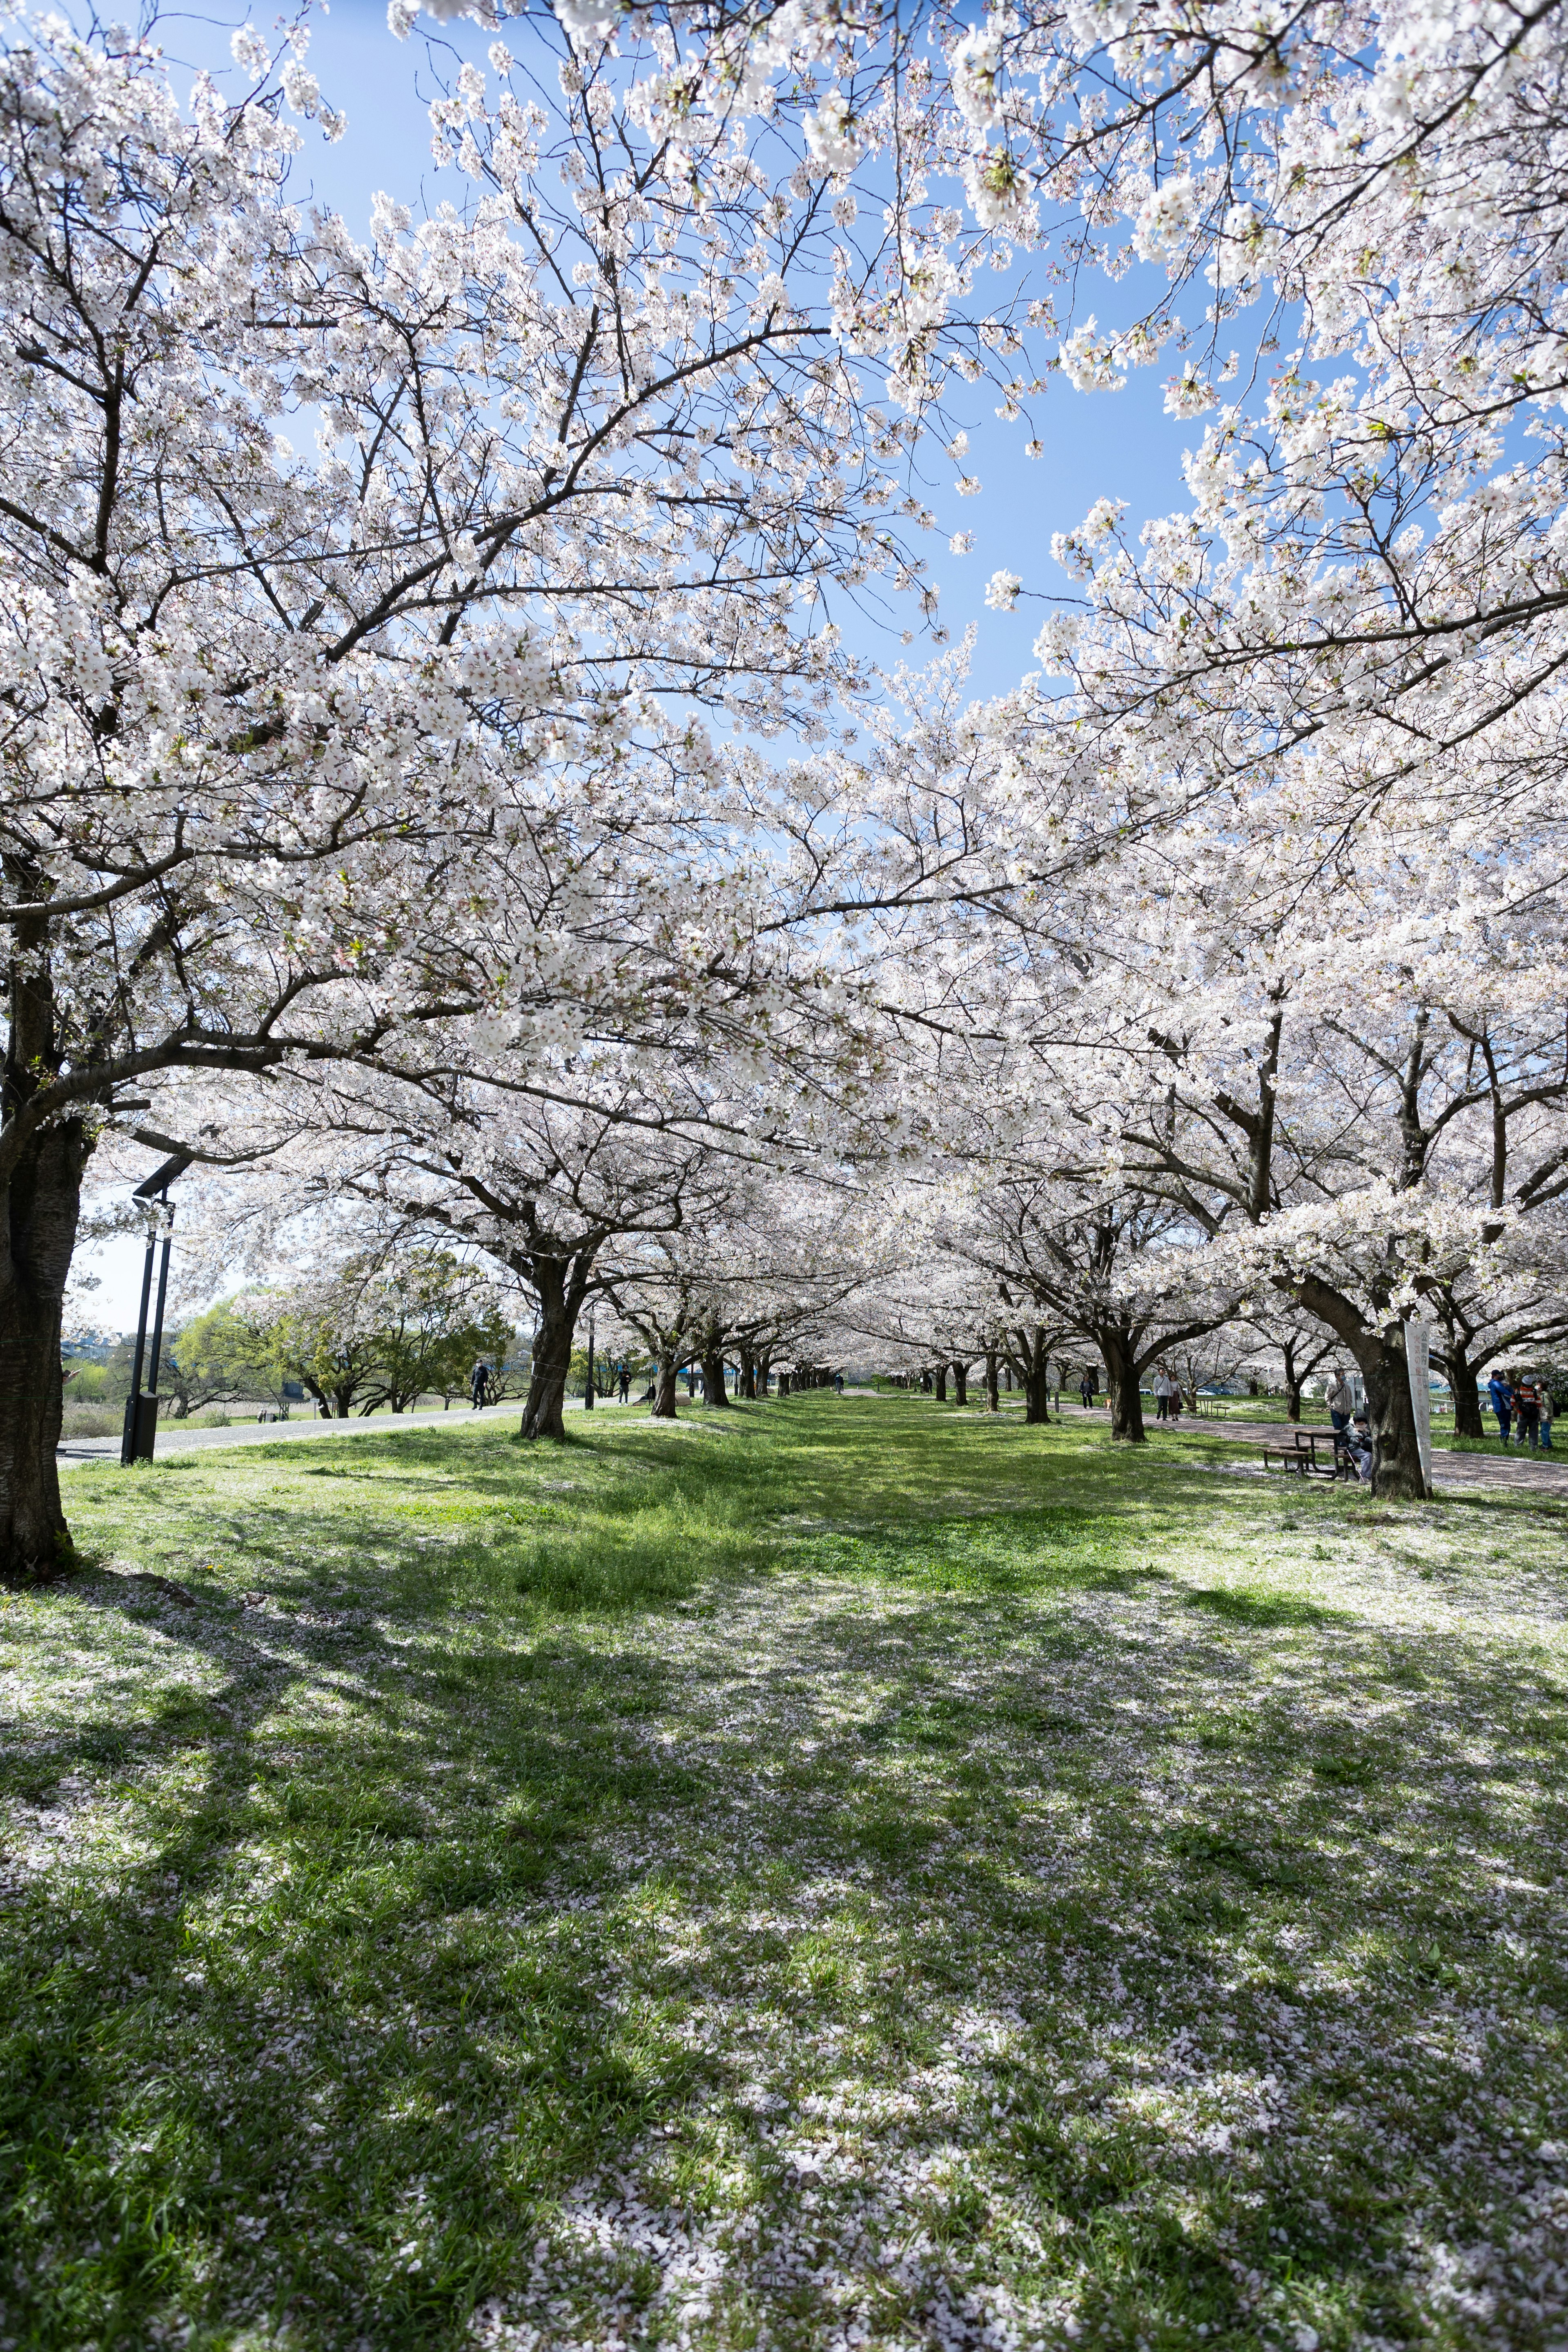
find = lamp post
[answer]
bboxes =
[584,1306,596,1410]
[120,1152,192,1465]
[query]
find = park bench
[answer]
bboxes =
[1262,1428,1352,1480]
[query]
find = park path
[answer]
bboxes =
[59,1392,1568,1501]
[1055,1401,1568,1501]
[54,1394,626,1471]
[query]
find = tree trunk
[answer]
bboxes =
[1359,1328,1428,1499]
[1102,1332,1147,1443]
[1289,1275,1430,1499]
[1023,1359,1051,1424]
[984,1350,999,1412]
[1447,1348,1485,1438]
[1281,1340,1302,1423]
[518,1272,574,1440]
[778,1370,791,1396]
[739,1347,757,1401]
[952,1361,968,1406]
[933,1365,947,1403]
[758,1350,771,1397]
[652,1350,678,1419]
[701,1344,730,1408]
[0,1118,87,1579]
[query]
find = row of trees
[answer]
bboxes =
[169,1253,518,1420]
[10,0,1568,1566]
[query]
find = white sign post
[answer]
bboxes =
[1404,1319,1432,1497]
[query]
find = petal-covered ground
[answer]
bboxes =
[3,1396,1566,2350]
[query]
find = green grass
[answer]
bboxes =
[6,1396,1568,2350]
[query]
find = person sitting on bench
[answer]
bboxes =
[1343,1410,1373,1481]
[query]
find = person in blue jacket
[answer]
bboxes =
[1487,1369,1514,1442]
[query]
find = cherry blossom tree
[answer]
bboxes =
[0,0,1020,1572]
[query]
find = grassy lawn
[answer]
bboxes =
[5,1399,1568,2352]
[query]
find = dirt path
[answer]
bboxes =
[1058,1403,1568,1501]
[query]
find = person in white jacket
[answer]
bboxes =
[1325,1369,1355,1432]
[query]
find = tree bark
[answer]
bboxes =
[984,1350,999,1412]
[701,1343,730,1408]
[0,1119,86,1577]
[518,1268,575,1440]
[652,1350,678,1418]
[933,1365,947,1403]
[778,1370,791,1396]
[1445,1345,1486,1438]
[1100,1330,1147,1443]
[1359,1329,1429,1498]
[1281,1339,1303,1423]
[739,1347,757,1401]
[1023,1359,1051,1423]
[952,1361,968,1406]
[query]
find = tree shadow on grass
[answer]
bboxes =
[11,1404,1568,2350]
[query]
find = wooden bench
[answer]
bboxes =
[1263,1428,1352,1479]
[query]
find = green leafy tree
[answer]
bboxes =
[233,1252,518,1417]
[355,1253,514,1414]
[167,1302,290,1417]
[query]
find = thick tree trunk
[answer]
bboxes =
[652,1351,678,1418]
[1023,1360,1051,1424]
[778,1370,791,1396]
[1359,1329,1428,1499]
[518,1272,574,1441]
[0,1119,86,1579]
[952,1361,968,1405]
[739,1347,757,1401]
[1291,1276,1430,1499]
[758,1350,771,1397]
[984,1350,999,1412]
[1102,1332,1147,1443]
[701,1345,730,1408]
[1284,1379,1303,1422]
[933,1365,947,1403]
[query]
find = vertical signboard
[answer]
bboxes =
[1404,1319,1432,1497]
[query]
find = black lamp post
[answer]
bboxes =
[120,1151,192,1466]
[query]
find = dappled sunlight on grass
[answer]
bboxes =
[3,1396,1567,2348]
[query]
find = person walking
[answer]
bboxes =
[1080,1369,1096,1412]
[1514,1373,1543,1450]
[1152,1366,1170,1421]
[1167,1376,1183,1423]
[1487,1368,1514,1443]
[618,1361,630,1405]
[470,1358,490,1410]
[833,1370,844,1394]
[1325,1367,1355,1434]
